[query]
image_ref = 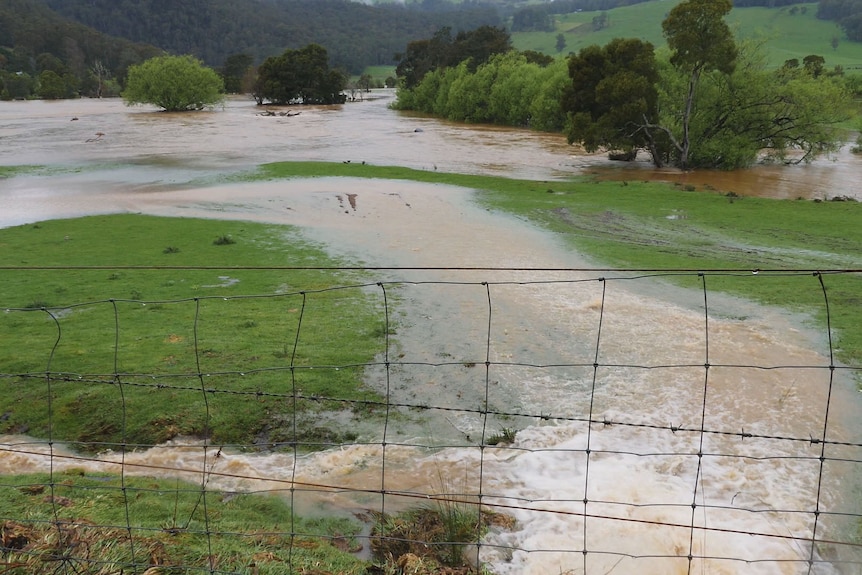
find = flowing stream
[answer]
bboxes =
[1,93,861,574]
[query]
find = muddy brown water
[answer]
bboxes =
[1,92,861,574]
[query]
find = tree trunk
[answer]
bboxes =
[679,67,702,170]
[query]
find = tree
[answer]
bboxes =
[1,71,36,100]
[393,51,569,132]
[661,0,737,168]
[92,59,108,97]
[555,34,567,54]
[563,38,660,159]
[123,55,224,112]
[37,69,78,99]
[357,73,373,92]
[253,44,347,105]
[221,53,254,94]
[653,40,850,169]
[803,54,826,77]
[591,12,609,31]
[394,26,511,88]
[450,25,512,72]
[511,6,554,32]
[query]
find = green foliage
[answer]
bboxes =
[253,44,347,105]
[658,41,852,169]
[36,69,78,99]
[660,0,737,168]
[511,5,555,32]
[563,38,659,156]
[123,55,224,112]
[1,71,36,100]
[663,0,737,75]
[486,427,518,446]
[220,53,253,94]
[213,233,236,245]
[39,0,501,76]
[0,2,162,99]
[818,0,862,41]
[394,25,512,89]
[395,52,568,131]
[555,33,567,54]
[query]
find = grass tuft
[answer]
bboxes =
[486,427,518,446]
[213,234,235,245]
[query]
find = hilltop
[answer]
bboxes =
[512,1,862,70]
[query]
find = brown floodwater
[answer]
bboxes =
[588,141,862,200]
[1,92,861,574]
[1,91,860,230]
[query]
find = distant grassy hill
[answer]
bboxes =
[513,1,862,70]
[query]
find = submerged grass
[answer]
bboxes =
[0,214,387,451]
[256,161,862,367]
[0,471,366,574]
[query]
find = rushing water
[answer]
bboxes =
[1,93,861,574]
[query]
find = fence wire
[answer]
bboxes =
[1,267,861,575]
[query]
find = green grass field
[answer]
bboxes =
[360,65,397,83]
[0,215,387,451]
[514,1,862,70]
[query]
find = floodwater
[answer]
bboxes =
[1,93,861,574]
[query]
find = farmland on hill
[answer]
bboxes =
[513,1,862,69]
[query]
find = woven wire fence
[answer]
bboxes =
[1,267,861,575]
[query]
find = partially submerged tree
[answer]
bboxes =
[122,55,224,112]
[221,53,254,94]
[660,0,737,168]
[562,38,660,160]
[562,0,850,170]
[253,44,347,105]
[652,40,850,169]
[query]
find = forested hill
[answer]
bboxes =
[36,0,501,74]
[0,0,162,78]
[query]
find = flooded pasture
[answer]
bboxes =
[1,92,861,574]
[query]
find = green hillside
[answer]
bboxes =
[514,1,862,69]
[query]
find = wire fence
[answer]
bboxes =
[1,267,861,575]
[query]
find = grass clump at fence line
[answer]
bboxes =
[368,505,513,574]
[255,161,862,369]
[0,470,366,575]
[0,214,388,452]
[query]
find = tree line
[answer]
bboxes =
[817,0,862,40]
[39,0,501,74]
[0,0,162,99]
[0,0,500,100]
[394,0,857,171]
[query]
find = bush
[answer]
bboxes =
[123,55,224,112]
